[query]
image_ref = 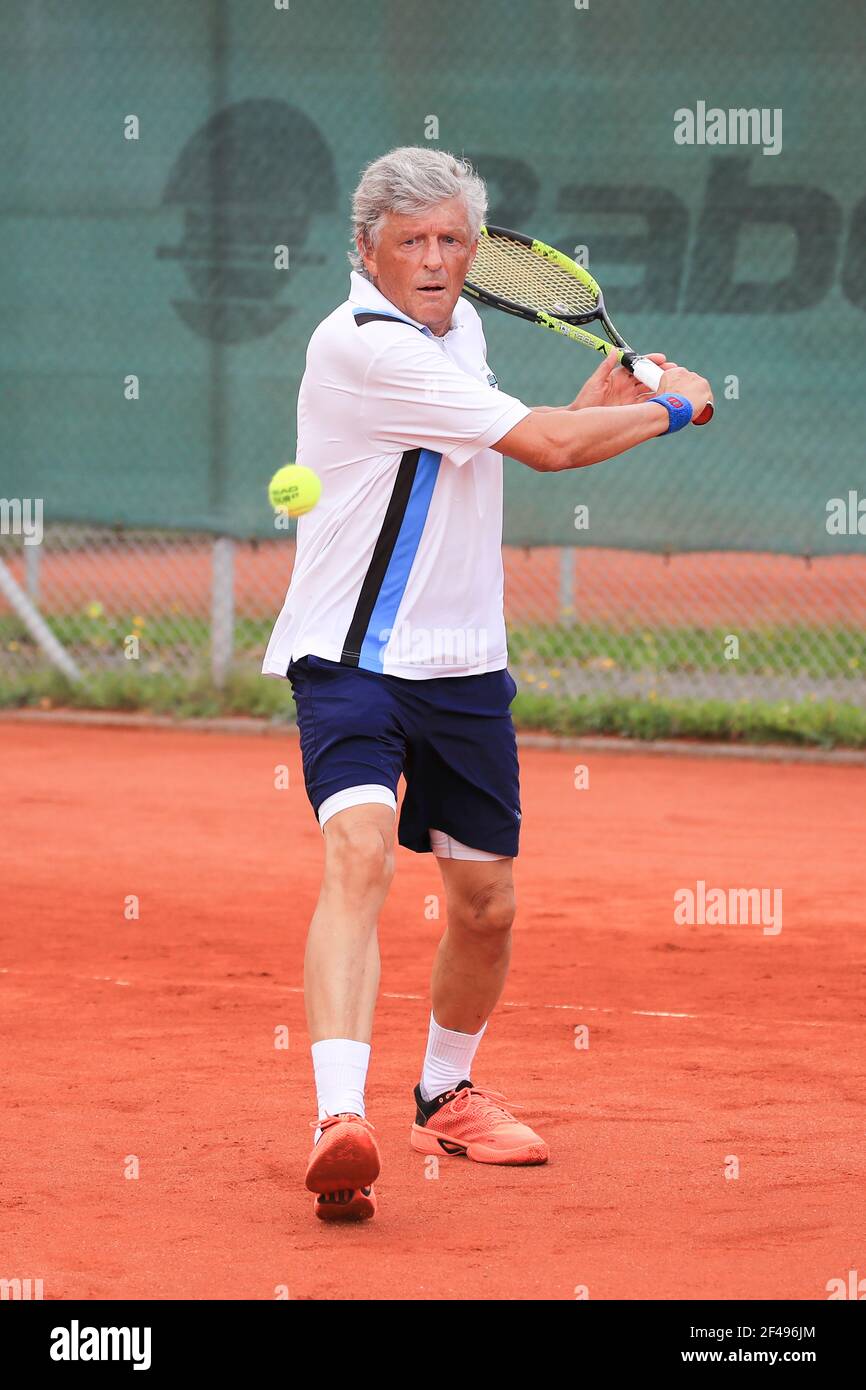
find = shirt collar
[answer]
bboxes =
[348,270,464,338]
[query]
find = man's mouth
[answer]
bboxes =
[417,285,446,296]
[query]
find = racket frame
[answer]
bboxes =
[463,224,712,422]
[463,225,641,366]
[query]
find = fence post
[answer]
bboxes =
[25,543,41,604]
[0,557,81,682]
[558,546,576,620]
[211,536,235,688]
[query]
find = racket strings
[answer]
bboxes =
[467,234,599,319]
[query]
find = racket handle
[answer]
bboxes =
[629,355,663,392]
[627,354,714,426]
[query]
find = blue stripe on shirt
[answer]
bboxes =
[358,448,442,672]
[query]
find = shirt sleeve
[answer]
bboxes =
[360,335,531,466]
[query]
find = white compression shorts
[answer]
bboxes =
[317,785,506,861]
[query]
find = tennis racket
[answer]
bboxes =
[463,225,713,426]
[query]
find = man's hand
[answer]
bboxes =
[497,353,714,471]
[657,364,713,420]
[573,351,672,409]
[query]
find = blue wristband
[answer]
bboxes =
[648,392,693,434]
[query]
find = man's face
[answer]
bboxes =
[357,196,478,336]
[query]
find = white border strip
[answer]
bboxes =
[1,967,859,1030]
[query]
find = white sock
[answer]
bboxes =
[312,1038,371,1142]
[419,1012,487,1102]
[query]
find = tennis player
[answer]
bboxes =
[263,146,712,1221]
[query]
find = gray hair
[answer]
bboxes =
[349,146,487,277]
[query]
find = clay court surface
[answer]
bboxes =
[2,721,864,1301]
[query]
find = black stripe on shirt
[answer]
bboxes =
[340,449,421,666]
[353,310,424,330]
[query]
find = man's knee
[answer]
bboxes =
[323,815,395,895]
[457,880,516,936]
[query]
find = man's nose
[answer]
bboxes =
[422,238,443,268]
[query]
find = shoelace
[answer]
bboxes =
[446,1086,523,1120]
[309,1113,375,1133]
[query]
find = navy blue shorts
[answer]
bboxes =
[286,655,522,857]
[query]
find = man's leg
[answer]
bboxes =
[431,855,515,1034]
[305,801,396,1044]
[303,800,395,1214]
[416,853,514,1103]
[285,654,406,1217]
[410,841,548,1165]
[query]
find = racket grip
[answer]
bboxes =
[629,355,663,392]
[628,355,713,427]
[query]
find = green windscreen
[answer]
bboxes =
[1,0,863,553]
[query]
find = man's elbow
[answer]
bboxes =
[537,441,588,473]
[516,446,581,474]
[523,449,557,473]
[537,417,589,473]
[495,415,586,474]
[536,447,561,475]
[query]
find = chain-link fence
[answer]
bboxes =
[2,0,865,716]
[2,526,864,706]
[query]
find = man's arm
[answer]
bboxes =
[495,402,668,472]
[496,364,712,472]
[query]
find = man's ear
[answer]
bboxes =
[356,233,376,278]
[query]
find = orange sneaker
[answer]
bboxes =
[305,1113,380,1195]
[410,1080,548,1165]
[313,1184,377,1222]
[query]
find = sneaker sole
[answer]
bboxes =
[314,1186,377,1222]
[409,1124,549,1165]
[306,1126,381,1193]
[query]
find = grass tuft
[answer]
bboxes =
[2,669,865,748]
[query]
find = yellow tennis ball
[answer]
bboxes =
[267,463,322,517]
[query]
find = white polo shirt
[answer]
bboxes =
[262,271,531,680]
